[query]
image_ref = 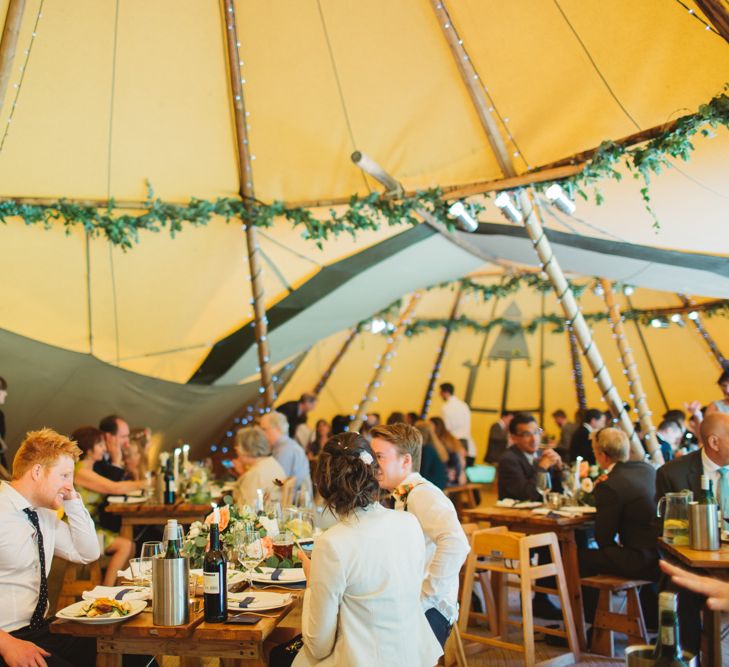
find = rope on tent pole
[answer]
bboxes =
[692,0,729,44]
[601,279,662,459]
[350,293,422,432]
[0,0,28,146]
[678,293,727,368]
[313,325,361,397]
[431,0,649,462]
[220,0,275,408]
[625,294,671,413]
[420,285,463,419]
[566,323,587,411]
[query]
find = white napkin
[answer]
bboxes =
[531,507,574,517]
[82,585,152,601]
[117,567,132,580]
[257,567,305,582]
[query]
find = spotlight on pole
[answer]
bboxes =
[448,200,478,232]
[494,191,522,223]
[623,285,635,296]
[545,184,576,215]
[687,311,699,321]
[369,318,387,334]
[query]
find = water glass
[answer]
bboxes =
[536,471,552,503]
[236,529,264,585]
[129,558,146,586]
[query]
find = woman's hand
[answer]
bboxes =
[297,548,311,583]
[660,560,729,611]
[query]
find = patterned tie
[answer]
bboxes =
[23,508,48,629]
[719,468,729,524]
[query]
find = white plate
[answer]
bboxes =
[249,567,306,584]
[190,568,247,589]
[56,599,147,624]
[228,591,293,611]
[107,495,147,505]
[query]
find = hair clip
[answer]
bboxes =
[359,451,373,465]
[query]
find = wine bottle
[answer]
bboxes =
[165,519,181,559]
[651,591,689,666]
[164,458,176,505]
[203,521,227,622]
[698,474,716,505]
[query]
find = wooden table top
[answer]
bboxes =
[463,505,594,528]
[659,537,729,570]
[105,500,212,517]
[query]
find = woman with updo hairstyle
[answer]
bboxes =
[270,432,442,667]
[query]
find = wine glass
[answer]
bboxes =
[236,528,265,585]
[139,541,163,585]
[535,471,552,504]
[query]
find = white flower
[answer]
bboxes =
[589,465,600,478]
[581,478,594,494]
[359,451,374,465]
[188,525,200,538]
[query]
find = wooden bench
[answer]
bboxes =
[580,575,650,657]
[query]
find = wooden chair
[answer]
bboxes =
[580,575,650,657]
[459,527,580,666]
[279,476,297,509]
[55,558,103,610]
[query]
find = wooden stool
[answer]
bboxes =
[459,523,499,636]
[580,575,650,657]
[56,558,103,610]
[459,527,580,666]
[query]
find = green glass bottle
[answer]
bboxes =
[651,592,689,666]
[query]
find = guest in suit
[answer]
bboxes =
[578,427,659,623]
[497,412,564,619]
[655,412,729,652]
[94,415,131,534]
[276,393,317,439]
[569,408,606,464]
[484,410,514,464]
[270,432,442,667]
[551,409,576,460]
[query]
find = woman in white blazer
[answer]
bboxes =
[271,432,442,667]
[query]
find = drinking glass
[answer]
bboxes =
[129,558,145,586]
[236,529,265,585]
[295,479,314,510]
[139,541,163,584]
[272,530,294,561]
[535,471,552,503]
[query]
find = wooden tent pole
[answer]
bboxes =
[539,291,547,426]
[420,286,463,419]
[432,0,647,462]
[567,324,587,411]
[313,325,361,397]
[694,0,729,44]
[220,0,274,408]
[678,294,727,368]
[350,293,422,432]
[464,286,504,405]
[0,0,26,117]
[600,279,662,459]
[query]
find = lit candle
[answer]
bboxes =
[574,455,583,494]
[182,444,190,467]
[212,502,220,525]
[174,448,181,487]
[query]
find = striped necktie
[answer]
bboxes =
[23,508,48,629]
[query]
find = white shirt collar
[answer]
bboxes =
[0,481,32,512]
[701,447,724,473]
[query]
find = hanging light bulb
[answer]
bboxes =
[369,318,387,334]
[545,183,576,215]
[688,311,699,321]
[494,191,522,223]
[448,201,478,232]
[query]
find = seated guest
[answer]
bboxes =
[96,415,130,479]
[706,368,729,415]
[0,428,100,667]
[578,428,659,623]
[569,408,606,464]
[655,412,729,652]
[232,426,285,508]
[71,427,146,586]
[552,408,576,459]
[497,412,563,619]
[276,393,317,439]
[484,410,514,464]
[413,420,448,490]
[386,411,406,425]
[308,419,330,461]
[260,412,311,490]
[370,424,470,648]
[270,432,442,666]
[430,416,467,486]
[122,440,146,481]
[655,419,683,463]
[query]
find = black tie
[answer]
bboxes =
[23,508,48,629]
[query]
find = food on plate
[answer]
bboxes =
[75,597,132,618]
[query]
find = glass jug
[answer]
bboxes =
[657,490,693,545]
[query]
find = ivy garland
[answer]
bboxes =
[0,88,726,246]
[540,87,729,227]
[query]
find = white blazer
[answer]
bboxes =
[293,503,442,667]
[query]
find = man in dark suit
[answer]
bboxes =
[497,412,563,619]
[276,393,316,440]
[569,408,606,464]
[579,427,659,624]
[484,410,513,464]
[654,412,729,652]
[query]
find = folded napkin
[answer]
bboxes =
[531,507,574,518]
[258,567,304,582]
[82,585,152,602]
[233,596,256,609]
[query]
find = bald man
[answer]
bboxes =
[655,412,729,652]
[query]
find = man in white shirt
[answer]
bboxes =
[439,382,476,466]
[0,428,100,667]
[370,423,470,648]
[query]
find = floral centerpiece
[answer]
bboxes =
[181,496,301,569]
[186,463,212,504]
[574,461,608,506]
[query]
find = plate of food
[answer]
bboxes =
[228,591,293,611]
[56,598,147,623]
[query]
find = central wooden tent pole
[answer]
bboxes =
[432,0,647,462]
[600,279,662,461]
[220,0,275,408]
[0,0,26,116]
[694,0,729,44]
[678,294,727,368]
[350,293,422,432]
[420,285,463,419]
[567,324,587,411]
[313,324,362,397]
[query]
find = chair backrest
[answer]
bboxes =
[470,526,522,561]
[279,476,297,508]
